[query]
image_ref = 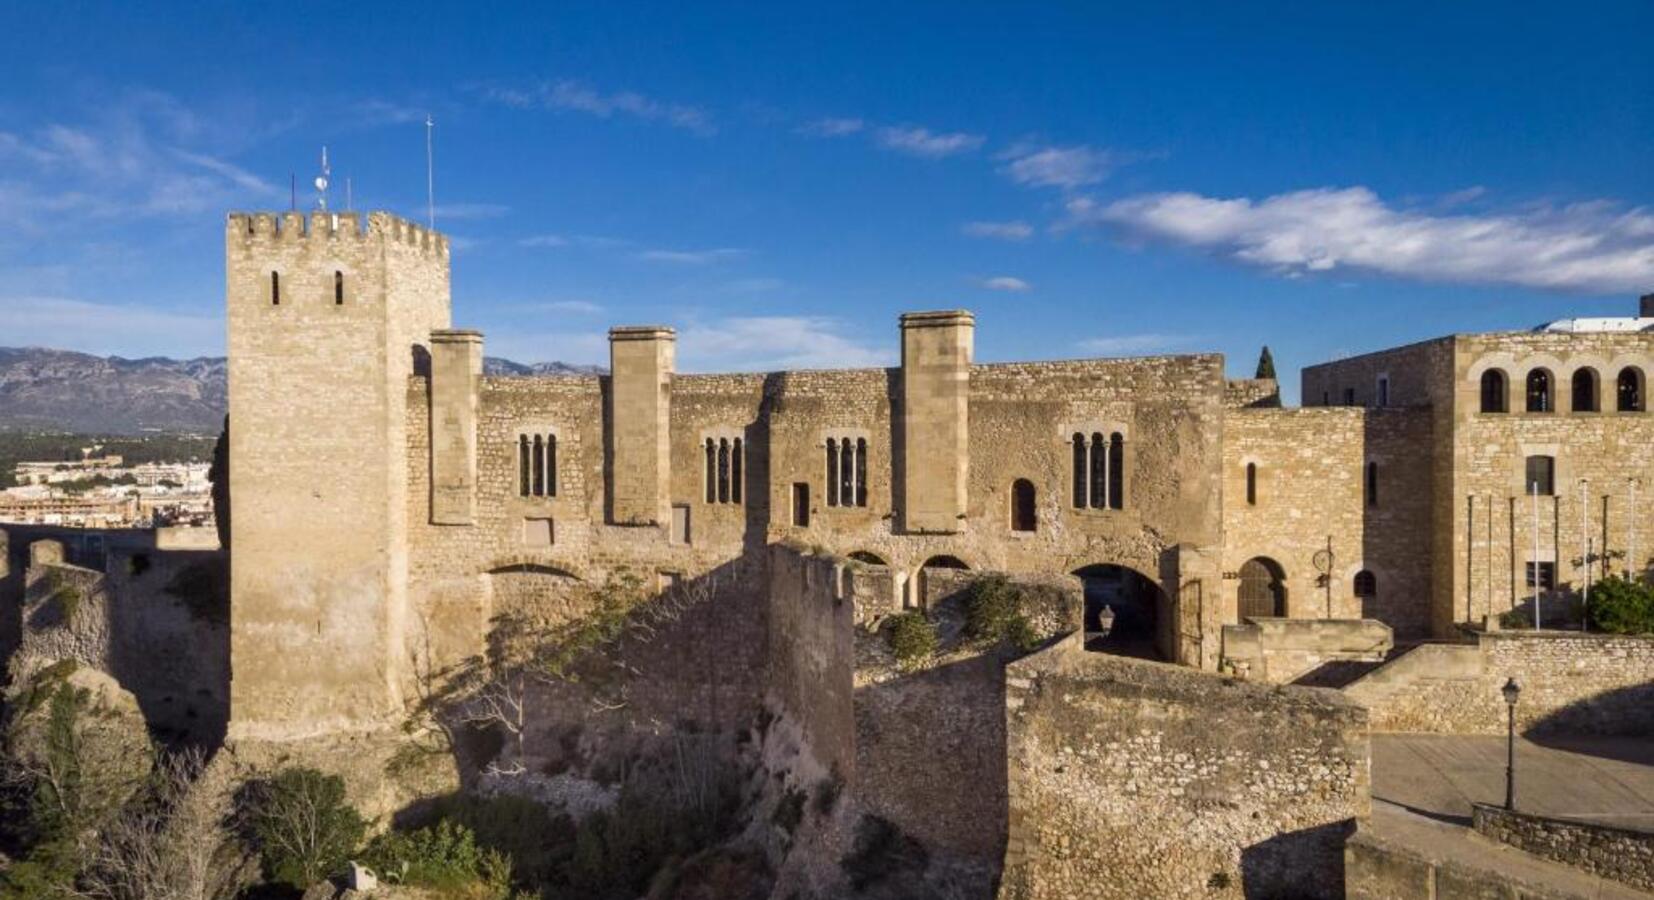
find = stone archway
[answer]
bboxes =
[1238,556,1287,619]
[916,554,970,609]
[1072,563,1172,660]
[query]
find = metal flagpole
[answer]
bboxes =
[425,115,436,229]
[1580,479,1589,628]
[1532,480,1542,630]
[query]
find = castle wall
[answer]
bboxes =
[226,211,449,740]
[1000,639,1369,900]
[1221,407,1435,638]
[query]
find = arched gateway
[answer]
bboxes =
[1072,563,1172,660]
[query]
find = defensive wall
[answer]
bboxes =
[1472,803,1654,893]
[999,635,1370,899]
[1344,629,1654,735]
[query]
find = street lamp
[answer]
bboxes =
[1096,605,1116,639]
[1502,677,1522,810]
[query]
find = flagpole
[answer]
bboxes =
[425,115,436,229]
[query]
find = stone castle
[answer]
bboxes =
[3,208,1651,897]
[220,210,1653,738]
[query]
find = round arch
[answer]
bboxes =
[1238,556,1287,619]
[916,555,970,609]
[848,550,889,566]
[1072,563,1172,660]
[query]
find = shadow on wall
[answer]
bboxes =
[1524,681,1654,745]
[1239,820,1355,899]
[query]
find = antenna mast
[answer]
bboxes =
[425,115,436,229]
[314,146,331,211]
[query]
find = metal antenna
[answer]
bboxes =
[425,115,436,228]
[289,174,296,211]
[314,146,331,211]
[346,176,353,212]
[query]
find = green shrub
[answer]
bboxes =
[361,820,512,896]
[420,792,569,884]
[241,767,366,888]
[883,612,937,670]
[963,576,1038,651]
[1588,575,1654,635]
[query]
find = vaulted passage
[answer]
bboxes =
[1073,563,1169,660]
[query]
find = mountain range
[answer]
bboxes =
[0,347,603,434]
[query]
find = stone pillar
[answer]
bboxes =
[608,326,675,526]
[429,329,483,525]
[899,310,974,533]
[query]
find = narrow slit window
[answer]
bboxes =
[545,435,557,497]
[1107,432,1124,510]
[1089,433,1106,509]
[732,437,743,504]
[271,272,280,305]
[518,436,531,497]
[1365,461,1379,507]
[839,437,855,507]
[717,439,730,503]
[1071,433,1087,509]
[532,436,545,497]
[705,439,717,503]
[855,438,868,507]
[1245,463,1258,506]
[334,270,344,305]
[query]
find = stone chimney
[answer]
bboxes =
[608,326,675,526]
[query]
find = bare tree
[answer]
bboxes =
[75,748,258,900]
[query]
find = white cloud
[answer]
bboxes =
[0,296,223,357]
[530,299,604,315]
[677,317,893,371]
[978,276,1032,293]
[637,247,748,265]
[797,117,864,137]
[962,220,1034,241]
[876,126,984,158]
[722,277,785,294]
[1078,186,1654,294]
[1076,333,1198,356]
[488,79,715,136]
[999,143,1114,189]
[519,234,569,248]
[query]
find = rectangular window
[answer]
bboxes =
[792,483,810,527]
[1377,377,1389,408]
[1525,561,1556,590]
[1524,455,1555,496]
[1343,387,1356,406]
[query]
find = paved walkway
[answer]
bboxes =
[1373,733,1654,830]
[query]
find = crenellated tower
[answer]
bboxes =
[225,211,450,741]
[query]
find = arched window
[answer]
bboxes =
[271,272,281,305]
[1524,455,1555,496]
[517,433,557,498]
[860,440,873,509]
[1618,367,1645,412]
[1526,369,1552,413]
[717,439,730,503]
[1089,433,1106,509]
[1354,570,1376,599]
[1480,369,1507,413]
[1245,463,1257,506]
[732,437,743,503]
[532,435,545,496]
[334,270,344,305]
[1010,479,1036,532]
[825,439,839,507]
[1572,368,1599,413]
[1107,433,1124,510]
[839,438,855,506]
[518,435,531,496]
[1238,557,1287,618]
[1365,461,1378,508]
[705,439,717,503]
[1071,433,1087,509]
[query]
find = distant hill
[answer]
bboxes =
[0,347,604,434]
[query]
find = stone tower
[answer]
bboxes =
[607,326,675,526]
[225,211,450,741]
[899,310,974,533]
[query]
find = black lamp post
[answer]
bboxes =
[1502,677,1521,810]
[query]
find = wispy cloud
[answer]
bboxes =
[999,143,1115,190]
[962,220,1034,241]
[1076,186,1654,294]
[978,276,1032,293]
[1077,333,1199,356]
[506,299,604,315]
[876,126,984,158]
[355,99,429,126]
[722,277,785,294]
[519,234,569,248]
[677,316,893,371]
[636,247,748,265]
[1,296,224,357]
[486,79,715,136]
[796,117,864,137]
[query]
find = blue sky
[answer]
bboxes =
[2,3,1651,400]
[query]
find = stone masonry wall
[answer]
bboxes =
[1347,630,1654,735]
[1221,407,1434,638]
[1473,803,1654,892]
[766,544,860,781]
[1000,637,1369,900]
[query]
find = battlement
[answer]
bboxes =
[226,210,448,256]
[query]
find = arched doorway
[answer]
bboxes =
[1238,557,1287,619]
[1073,564,1170,660]
[917,555,969,608]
